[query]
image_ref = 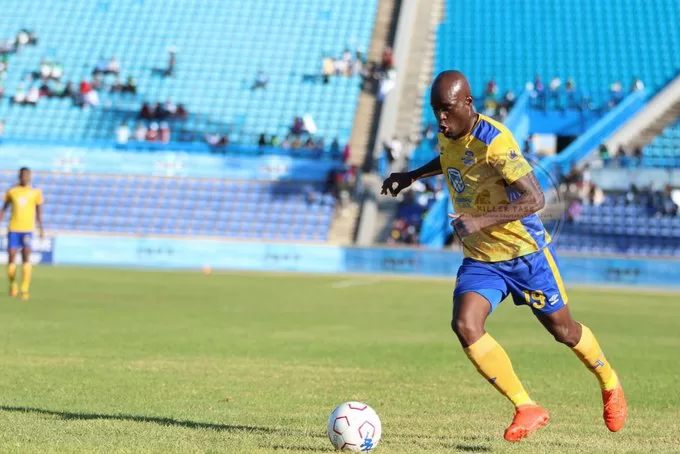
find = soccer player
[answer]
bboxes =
[381,71,626,441]
[0,167,44,300]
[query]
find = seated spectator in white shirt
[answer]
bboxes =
[116,121,130,144]
[39,59,52,79]
[134,122,147,141]
[26,86,40,105]
[108,56,120,74]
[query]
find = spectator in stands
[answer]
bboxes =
[549,76,562,109]
[133,122,147,141]
[146,122,159,141]
[258,133,267,147]
[586,183,605,206]
[153,102,166,119]
[630,77,644,93]
[0,82,3,99]
[626,184,640,205]
[343,143,351,163]
[565,78,578,109]
[291,116,305,136]
[500,90,515,111]
[661,185,678,216]
[39,59,52,79]
[598,143,610,165]
[26,85,40,105]
[341,49,353,76]
[16,29,35,47]
[63,80,75,99]
[164,46,176,77]
[38,80,50,97]
[0,119,4,141]
[381,46,394,72]
[377,68,396,102]
[322,56,334,84]
[110,76,123,92]
[330,137,340,157]
[92,74,104,91]
[12,83,26,105]
[108,56,120,75]
[159,122,171,143]
[116,121,130,145]
[532,75,545,109]
[352,50,364,75]
[123,76,137,94]
[483,79,498,117]
[609,80,623,107]
[140,102,153,120]
[633,146,643,166]
[51,62,63,80]
[252,71,269,90]
[523,134,537,161]
[614,145,627,166]
[163,99,177,117]
[175,103,188,120]
[0,54,9,74]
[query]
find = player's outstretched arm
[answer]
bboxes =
[450,172,544,236]
[381,157,442,197]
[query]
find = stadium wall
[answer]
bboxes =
[44,234,680,288]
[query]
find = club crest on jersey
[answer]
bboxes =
[447,167,465,193]
[462,149,476,166]
[508,149,519,160]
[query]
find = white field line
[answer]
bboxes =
[331,279,380,289]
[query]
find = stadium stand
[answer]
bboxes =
[0,0,377,150]
[640,120,680,168]
[433,0,679,107]
[551,192,680,256]
[0,170,335,241]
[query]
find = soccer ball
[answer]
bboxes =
[327,401,382,451]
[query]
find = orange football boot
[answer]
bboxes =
[504,404,550,442]
[9,283,18,297]
[602,375,627,432]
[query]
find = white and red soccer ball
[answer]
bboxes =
[327,401,382,451]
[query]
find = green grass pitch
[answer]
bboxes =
[0,266,679,453]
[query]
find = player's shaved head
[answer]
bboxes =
[18,167,31,186]
[430,70,477,139]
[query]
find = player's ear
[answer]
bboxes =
[466,96,473,106]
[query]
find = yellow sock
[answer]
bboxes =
[572,323,618,390]
[21,263,32,294]
[465,333,534,407]
[8,263,17,284]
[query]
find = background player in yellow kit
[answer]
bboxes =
[381,70,627,442]
[0,167,44,300]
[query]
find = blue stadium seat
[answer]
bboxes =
[0,0,377,150]
[0,169,336,241]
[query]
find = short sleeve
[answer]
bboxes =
[486,134,533,184]
[36,189,44,205]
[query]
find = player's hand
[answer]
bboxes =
[449,212,482,237]
[381,172,413,196]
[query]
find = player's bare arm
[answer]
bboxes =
[381,157,442,196]
[36,204,44,239]
[450,172,545,236]
[0,199,10,226]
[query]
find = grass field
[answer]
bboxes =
[0,267,679,453]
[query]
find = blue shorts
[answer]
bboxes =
[7,231,33,250]
[454,243,568,315]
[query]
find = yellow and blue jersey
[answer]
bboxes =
[3,185,44,232]
[438,113,550,262]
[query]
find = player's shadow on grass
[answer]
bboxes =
[0,405,284,434]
